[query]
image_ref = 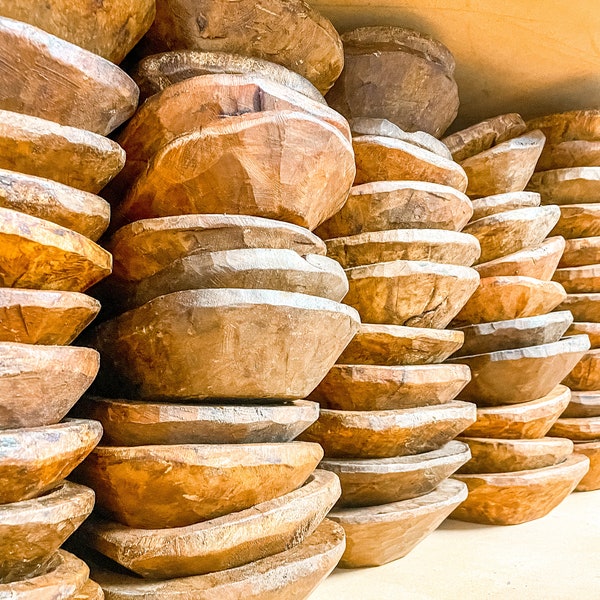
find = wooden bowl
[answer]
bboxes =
[344,260,480,328]
[549,416,600,441]
[298,401,476,459]
[462,385,571,439]
[0,288,100,345]
[463,205,560,264]
[337,323,464,366]
[115,111,354,231]
[448,336,590,406]
[470,191,541,221]
[451,453,590,525]
[352,135,468,190]
[560,237,600,268]
[0,481,94,583]
[527,167,600,205]
[526,110,600,144]
[88,518,345,600]
[536,141,600,171]
[315,181,472,239]
[79,470,339,579]
[574,441,600,491]
[0,342,99,429]
[453,311,573,357]
[76,397,319,446]
[452,276,567,326]
[460,131,546,198]
[326,26,458,137]
[320,440,470,507]
[91,289,360,401]
[562,391,600,418]
[563,349,600,390]
[0,419,102,504]
[551,204,600,239]
[475,237,565,280]
[554,264,600,293]
[325,229,481,269]
[74,441,323,529]
[329,479,467,568]
[557,293,600,321]
[308,364,471,411]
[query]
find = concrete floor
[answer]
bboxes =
[311,490,600,599]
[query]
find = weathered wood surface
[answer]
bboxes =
[344,260,479,328]
[74,442,323,529]
[0,482,94,583]
[449,335,590,406]
[574,441,600,491]
[470,191,541,221]
[560,237,600,268]
[557,293,600,322]
[550,203,600,239]
[0,17,138,135]
[526,110,600,144]
[298,401,476,459]
[327,26,458,137]
[90,289,360,400]
[562,391,600,418]
[554,264,600,293]
[549,416,600,441]
[567,322,600,347]
[0,419,102,504]
[451,453,590,525]
[79,470,339,579]
[527,167,600,205]
[329,479,467,568]
[536,140,600,171]
[320,441,470,507]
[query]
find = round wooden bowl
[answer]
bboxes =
[315,181,472,239]
[448,335,590,406]
[558,292,600,321]
[554,264,600,293]
[527,167,600,205]
[549,415,600,441]
[560,237,600,268]
[298,401,476,459]
[76,397,319,446]
[320,440,470,507]
[328,479,467,568]
[91,289,360,401]
[0,482,94,583]
[344,260,480,328]
[74,442,323,529]
[325,229,481,269]
[337,323,464,366]
[574,441,600,491]
[563,349,600,390]
[526,110,600,144]
[562,391,600,418]
[470,191,540,221]
[536,140,600,171]
[451,453,590,525]
[551,203,600,239]
[309,364,471,411]
[79,470,339,579]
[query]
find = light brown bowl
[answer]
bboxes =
[549,416,600,441]
[574,441,600,491]
[557,293,600,321]
[470,191,540,221]
[562,391,600,418]
[560,236,600,268]
[554,264,600,293]
[527,167,600,205]
[562,349,600,390]
[551,203,600,239]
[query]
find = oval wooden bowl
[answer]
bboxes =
[451,453,590,525]
[315,181,472,239]
[0,482,94,583]
[562,349,600,390]
[452,276,567,326]
[0,419,102,504]
[79,470,340,579]
[320,440,470,507]
[337,323,464,366]
[298,401,476,459]
[448,336,590,406]
[344,260,480,328]
[562,391,600,418]
[91,288,360,401]
[574,441,600,491]
[551,203,600,239]
[554,264,600,293]
[558,293,600,321]
[325,229,481,269]
[560,236,600,268]
[309,364,471,411]
[527,167,600,205]
[462,385,571,440]
[536,140,600,171]
[470,191,540,221]
[526,110,600,144]
[549,416,600,441]
[74,441,323,529]
[329,479,467,568]
[76,397,319,446]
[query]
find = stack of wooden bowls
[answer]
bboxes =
[0,7,147,598]
[441,113,591,525]
[525,110,600,492]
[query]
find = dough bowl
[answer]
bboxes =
[536,140,600,171]
[557,293,600,322]
[470,191,540,221]
[560,237,600,268]
[574,441,600,491]
[562,391,600,418]
[550,204,600,239]
[526,110,600,144]
[527,167,600,205]
[549,416,600,441]
[554,264,600,293]
[562,349,600,390]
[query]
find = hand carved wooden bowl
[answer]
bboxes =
[74,441,323,528]
[562,391,600,418]
[462,385,571,439]
[115,111,354,231]
[326,26,459,137]
[470,191,540,221]
[551,203,600,239]
[452,276,567,326]
[557,293,600,321]
[560,237,600,268]
[0,481,94,583]
[90,289,360,400]
[308,364,471,411]
[336,323,464,366]
[0,419,102,504]
[344,260,480,328]
[574,441,600,491]
[315,181,472,239]
[526,110,600,144]
[527,167,600,205]
[76,397,319,446]
[88,518,345,600]
[325,229,481,269]
[298,401,476,459]
[549,415,600,441]
[562,349,600,390]
[79,470,339,579]
[320,440,470,507]
[554,264,600,293]
[329,479,467,568]
[0,17,137,135]
[536,141,600,171]
[448,336,590,406]
[451,453,590,525]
